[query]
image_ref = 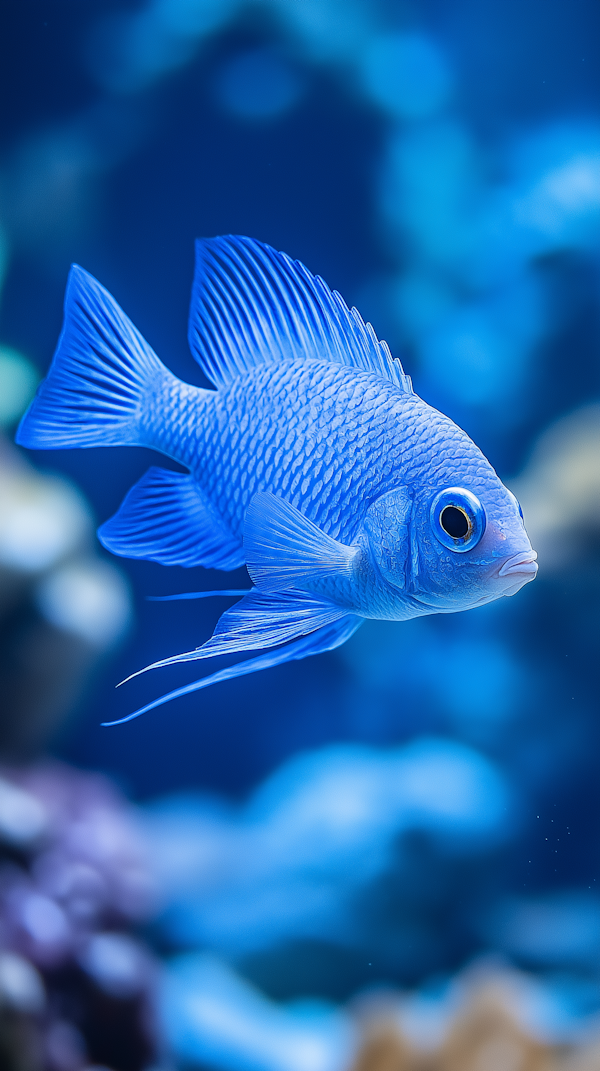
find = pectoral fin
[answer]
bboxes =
[244,491,360,592]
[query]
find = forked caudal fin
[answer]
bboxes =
[103,610,362,725]
[16,265,175,451]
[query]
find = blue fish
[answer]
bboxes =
[17,236,537,723]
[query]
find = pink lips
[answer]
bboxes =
[497,550,538,595]
[498,550,538,578]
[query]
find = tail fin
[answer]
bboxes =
[17,265,166,450]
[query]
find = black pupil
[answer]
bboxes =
[440,506,470,539]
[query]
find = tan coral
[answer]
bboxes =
[437,980,555,1071]
[350,971,574,1071]
[559,1040,600,1071]
[352,1019,433,1071]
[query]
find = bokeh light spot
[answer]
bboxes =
[0,347,39,429]
[360,32,452,120]
[214,49,307,122]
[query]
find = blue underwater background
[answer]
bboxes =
[1,1,600,1069]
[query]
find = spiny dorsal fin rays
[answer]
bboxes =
[116,589,349,686]
[188,235,413,392]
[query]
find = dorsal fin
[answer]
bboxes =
[188,235,413,392]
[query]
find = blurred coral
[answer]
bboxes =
[152,952,600,1071]
[161,952,356,1071]
[0,762,158,1071]
[142,738,514,975]
[0,950,45,1071]
[350,967,597,1071]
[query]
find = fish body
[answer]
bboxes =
[16,236,537,721]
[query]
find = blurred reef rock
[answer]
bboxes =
[4,741,600,1070]
[0,344,142,1067]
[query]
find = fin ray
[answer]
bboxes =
[102,614,362,725]
[188,236,412,391]
[121,589,348,681]
[244,491,359,592]
[98,467,244,570]
[17,266,168,450]
[147,590,250,601]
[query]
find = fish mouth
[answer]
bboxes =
[497,550,538,596]
[498,550,538,578]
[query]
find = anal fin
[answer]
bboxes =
[98,467,244,570]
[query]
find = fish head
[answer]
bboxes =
[407,467,538,613]
[363,442,537,612]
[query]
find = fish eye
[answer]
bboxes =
[430,487,486,553]
[440,505,469,539]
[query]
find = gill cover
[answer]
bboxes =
[363,487,413,589]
